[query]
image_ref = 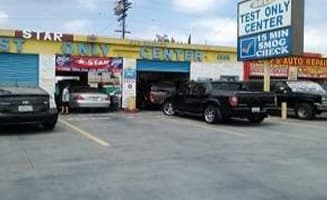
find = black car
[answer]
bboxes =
[163,81,276,124]
[0,86,58,130]
[244,80,327,120]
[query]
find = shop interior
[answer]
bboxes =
[136,71,189,109]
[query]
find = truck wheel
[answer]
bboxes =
[203,105,222,124]
[43,123,56,131]
[248,116,265,124]
[163,101,175,116]
[296,103,315,120]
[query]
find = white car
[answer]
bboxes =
[69,87,111,111]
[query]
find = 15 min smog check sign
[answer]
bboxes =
[237,0,304,61]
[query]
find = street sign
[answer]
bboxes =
[237,0,304,61]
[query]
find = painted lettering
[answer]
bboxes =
[140,47,150,59]
[241,10,261,23]
[54,32,63,42]
[194,51,203,62]
[36,31,41,40]
[62,42,74,55]
[13,38,25,53]
[0,38,9,52]
[44,32,52,41]
[91,44,99,56]
[100,44,109,57]
[22,30,32,39]
[153,48,162,60]
[164,49,174,61]
[78,43,90,56]
[175,49,184,61]
[184,50,194,61]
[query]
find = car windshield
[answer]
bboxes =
[72,87,103,93]
[210,82,242,91]
[151,84,175,92]
[0,88,11,95]
[0,86,47,95]
[287,81,327,94]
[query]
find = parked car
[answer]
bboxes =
[69,86,111,111]
[142,82,177,108]
[163,81,277,124]
[109,89,122,110]
[244,80,327,120]
[0,86,58,130]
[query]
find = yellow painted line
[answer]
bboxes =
[162,117,247,137]
[59,119,110,147]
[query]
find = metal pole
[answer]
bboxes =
[121,0,126,39]
[263,60,270,92]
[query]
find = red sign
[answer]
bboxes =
[71,56,110,69]
[271,57,327,68]
[247,56,327,79]
[249,63,289,77]
[298,66,327,79]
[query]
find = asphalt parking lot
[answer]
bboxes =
[1,111,327,200]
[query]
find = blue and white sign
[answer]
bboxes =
[239,27,292,60]
[238,0,292,37]
[237,0,304,61]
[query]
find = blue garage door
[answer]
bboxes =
[137,60,190,73]
[0,53,39,87]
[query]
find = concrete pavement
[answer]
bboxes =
[1,112,327,200]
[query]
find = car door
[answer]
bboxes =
[183,83,205,113]
[273,81,292,106]
[174,84,190,111]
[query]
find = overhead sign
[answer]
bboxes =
[237,0,304,61]
[248,56,327,79]
[55,55,123,72]
[15,30,73,42]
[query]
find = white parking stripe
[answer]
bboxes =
[159,116,247,137]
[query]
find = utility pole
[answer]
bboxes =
[114,0,132,39]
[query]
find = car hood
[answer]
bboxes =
[0,86,48,96]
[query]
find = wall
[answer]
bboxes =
[122,58,137,110]
[0,29,237,64]
[39,54,56,108]
[190,62,244,81]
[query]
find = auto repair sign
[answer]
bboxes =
[237,0,304,61]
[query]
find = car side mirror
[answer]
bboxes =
[278,86,289,94]
[177,90,185,95]
[199,88,207,96]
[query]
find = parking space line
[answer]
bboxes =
[253,128,323,143]
[59,119,111,147]
[269,118,327,131]
[161,117,247,137]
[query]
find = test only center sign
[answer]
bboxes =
[237,0,304,61]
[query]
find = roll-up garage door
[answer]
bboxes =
[137,60,190,73]
[0,53,39,87]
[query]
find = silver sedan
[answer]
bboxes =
[69,87,111,110]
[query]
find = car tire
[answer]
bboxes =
[163,101,175,116]
[296,103,315,120]
[43,123,56,131]
[203,105,223,124]
[248,116,265,124]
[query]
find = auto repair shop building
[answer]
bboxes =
[0,29,242,110]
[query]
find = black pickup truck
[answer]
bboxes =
[245,80,327,120]
[163,81,276,124]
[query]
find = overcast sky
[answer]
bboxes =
[0,0,326,54]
